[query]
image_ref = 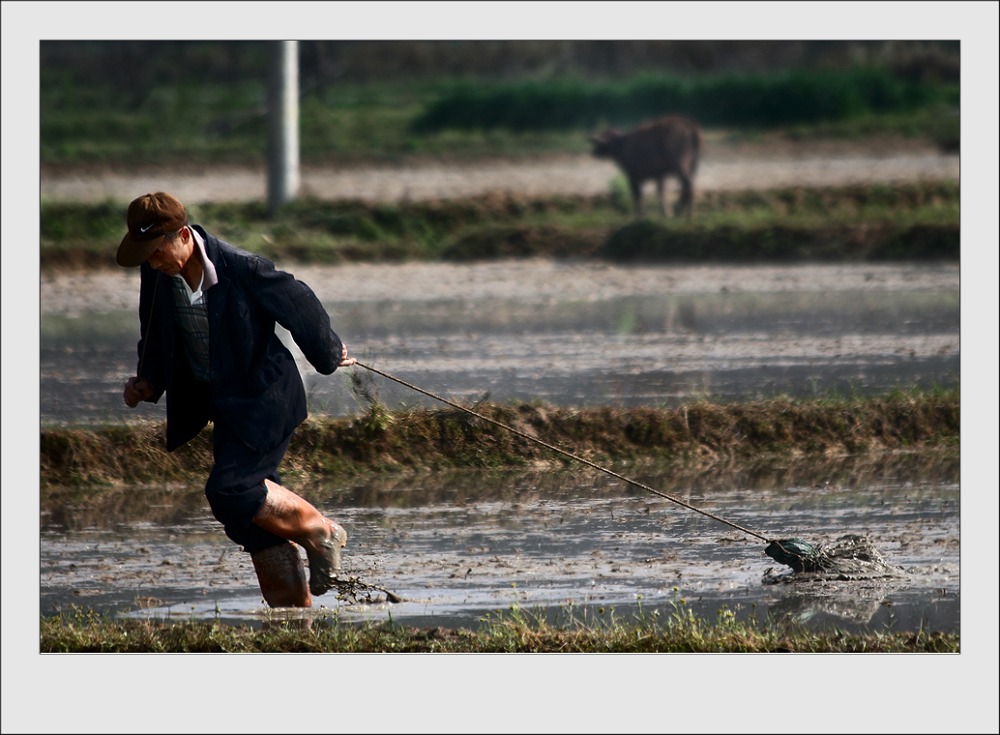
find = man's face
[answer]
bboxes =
[146,227,192,275]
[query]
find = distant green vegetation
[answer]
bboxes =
[411,67,958,133]
[39,181,960,270]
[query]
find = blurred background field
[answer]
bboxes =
[40,182,960,269]
[39,41,961,268]
[41,40,960,168]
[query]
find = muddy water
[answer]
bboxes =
[40,262,959,428]
[39,262,961,633]
[40,455,960,634]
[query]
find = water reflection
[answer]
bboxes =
[40,286,959,428]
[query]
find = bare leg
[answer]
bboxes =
[251,541,311,607]
[252,479,348,596]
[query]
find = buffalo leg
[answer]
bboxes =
[677,174,694,219]
[628,176,644,218]
[656,177,669,216]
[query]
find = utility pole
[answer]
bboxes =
[267,40,300,215]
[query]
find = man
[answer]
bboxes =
[117,191,356,608]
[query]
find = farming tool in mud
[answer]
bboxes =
[352,361,902,580]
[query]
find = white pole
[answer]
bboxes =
[267,40,300,214]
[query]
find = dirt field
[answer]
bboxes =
[40,135,959,204]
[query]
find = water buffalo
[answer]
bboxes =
[590,115,702,218]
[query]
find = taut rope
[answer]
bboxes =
[356,361,772,545]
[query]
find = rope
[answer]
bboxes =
[356,361,772,545]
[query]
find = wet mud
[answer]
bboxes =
[41,457,960,634]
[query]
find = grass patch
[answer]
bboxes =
[40,389,960,498]
[40,602,958,653]
[40,181,959,271]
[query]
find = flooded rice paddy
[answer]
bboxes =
[40,261,960,427]
[41,458,960,634]
[38,262,962,634]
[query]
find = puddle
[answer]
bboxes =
[40,456,960,634]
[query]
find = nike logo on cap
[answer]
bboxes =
[139,222,157,234]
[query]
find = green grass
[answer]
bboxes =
[40,602,958,653]
[39,181,960,270]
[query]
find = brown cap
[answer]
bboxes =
[116,192,188,267]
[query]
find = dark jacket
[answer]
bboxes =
[134,226,344,453]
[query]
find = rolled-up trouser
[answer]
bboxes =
[204,418,292,554]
